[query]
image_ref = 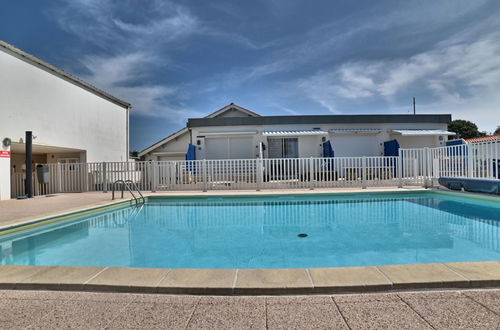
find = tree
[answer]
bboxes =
[448,120,486,139]
[494,126,500,135]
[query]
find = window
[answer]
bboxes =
[268,138,298,158]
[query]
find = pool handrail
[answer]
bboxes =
[111,180,145,205]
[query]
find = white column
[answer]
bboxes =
[0,143,11,200]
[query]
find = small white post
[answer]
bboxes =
[102,162,108,193]
[202,159,207,192]
[467,144,474,178]
[361,156,367,189]
[495,140,499,179]
[309,157,314,190]
[81,163,88,192]
[257,158,263,191]
[397,153,403,188]
[151,161,158,192]
[424,147,432,188]
[34,163,39,196]
[56,163,62,193]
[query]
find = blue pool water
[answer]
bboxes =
[1,192,500,269]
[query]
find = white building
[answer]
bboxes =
[0,40,130,200]
[140,103,453,161]
[139,103,260,161]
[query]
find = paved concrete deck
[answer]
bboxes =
[1,289,499,329]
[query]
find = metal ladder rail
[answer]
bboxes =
[111,180,140,205]
[124,180,145,205]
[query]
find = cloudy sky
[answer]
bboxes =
[1,0,499,150]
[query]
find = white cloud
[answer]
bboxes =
[271,104,300,115]
[48,0,202,119]
[297,31,500,131]
[214,0,491,88]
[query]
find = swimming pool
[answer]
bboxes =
[1,191,499,269]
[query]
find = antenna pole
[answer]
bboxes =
[413,97,416,115]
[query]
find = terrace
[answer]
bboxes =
[1,140,499,328]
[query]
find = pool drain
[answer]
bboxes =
[297,233,308,238]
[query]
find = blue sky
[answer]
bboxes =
[1,0,500,150]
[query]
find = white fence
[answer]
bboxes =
[11,156,409,196]
[428,140,500,180]
[10,140,499,197]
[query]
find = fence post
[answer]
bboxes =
[80,163,87,192]
[309,158,314,190]
[33,163,39,196]
[256,158,263,191]
[102,162,108,193]
[424,147,432,188]
[467,144,474,178]
[494,140,500,179]
[151,161,157,192]
[397,153,403,188]
[202,159,207,192]
[56,163,62,193]
[361,156,367,189]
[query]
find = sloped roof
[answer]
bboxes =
[204,103,261,118]
[0,39,130,109]
[465,135,500,143]
[138,103,260,156]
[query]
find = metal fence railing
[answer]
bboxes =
[10,139,499,197]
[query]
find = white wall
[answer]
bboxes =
[144,132,190,161]
[298,136,322,158]
[0,47,129,199]
[189,122,449,159]
[0,49,129,163]
[395,135,438,149]
[330,134,381,157]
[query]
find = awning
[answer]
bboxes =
[329,128,381,135]
[151,151,186,156]
[390,129,455,136]
[262,130,327,136]
[199,130,257,136]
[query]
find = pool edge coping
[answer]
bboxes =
[0,199,135,235]
[0,261,499,295]
[1,189,499,295]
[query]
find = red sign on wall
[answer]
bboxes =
[0,150,11,158]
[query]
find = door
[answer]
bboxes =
[267,137,299,180]
[267,138,298,158]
